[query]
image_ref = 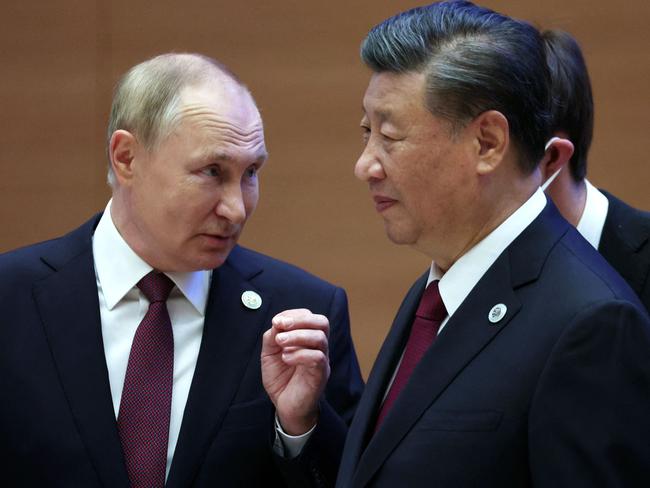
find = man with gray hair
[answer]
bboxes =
[0,53,362,487]
[263,2,650,486]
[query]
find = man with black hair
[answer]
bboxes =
[264,2,650,486]
[540,29,650,312]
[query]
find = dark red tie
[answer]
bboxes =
[375,280,447,428]
[117,271,175,488]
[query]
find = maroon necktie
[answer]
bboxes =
[375,280,447,428]
[117,271,175,488]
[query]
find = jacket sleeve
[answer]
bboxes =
[274,287,364,488]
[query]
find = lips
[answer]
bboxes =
[201,233,236,247]
[372,195,397,212]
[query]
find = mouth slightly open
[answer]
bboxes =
[200,233,237,248]
[373,195,397,213]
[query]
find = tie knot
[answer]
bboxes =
[415,281,447,321]
[137,271,175,303]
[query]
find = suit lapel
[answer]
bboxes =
[33,217,131,487]
[337,274,427,487]
[166,250,271,488]
[352,260,521,487]
[349,203,568,487]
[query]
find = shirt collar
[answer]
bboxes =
[427,188,547,317]
[92,200,211,314]
[576,179,609,249]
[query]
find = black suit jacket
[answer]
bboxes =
[599,190,650,312]
[335,203,650,487]
[0,214,363,487]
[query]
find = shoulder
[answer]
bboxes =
[601,189,650,245]
[227,245,344,297]
[597,190,650,302]
[0,215,100,287]
[0,237,64,283]
[554,227,644,308]
[602,189,650,221]
[509,202,641,308]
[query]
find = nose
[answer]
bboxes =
[354,145,386,182]
[216,184,247,225]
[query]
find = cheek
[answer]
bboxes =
[242,183,260,215]
[156,187,208,232]
[401,169,447,223]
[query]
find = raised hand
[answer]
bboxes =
[261,309,330,435]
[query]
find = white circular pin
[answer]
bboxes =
[488,303,507,324]
[241,290,262,310]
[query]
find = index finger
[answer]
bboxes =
[272,309,329,336]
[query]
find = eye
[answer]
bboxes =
[382,134,396,142]
[245,165,258,179]
[360,125,371,144]
[201,165,221,178]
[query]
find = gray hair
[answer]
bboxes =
[361,1,551,173]
[106,53,244,186]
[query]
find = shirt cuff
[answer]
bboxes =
[272,414,316,459]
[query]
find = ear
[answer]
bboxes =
[540,136,574,179]
[471,110,509,175]
[109,130,139,186]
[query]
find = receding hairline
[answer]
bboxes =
[109,52,255,146]
[106,52,258,187]
[147,53,254,108]
[153,52,244,87]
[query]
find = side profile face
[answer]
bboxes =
[355,71,478,262]
[115,79,267,272]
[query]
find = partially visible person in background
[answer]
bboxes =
[540,29,650,312]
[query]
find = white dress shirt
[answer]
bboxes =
[285,189,548,455]
[576,179,609,250]
[427,188,547,332]
[92,200,210,479]
[376,188,546,400]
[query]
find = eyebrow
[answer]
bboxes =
[204,149,268,165]
[360,106,393,121]
[256,150,269,164]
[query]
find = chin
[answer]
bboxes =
[197,255,229,271]
[190,240,238,269]
[384,224,418,246]
[173,252,228,272]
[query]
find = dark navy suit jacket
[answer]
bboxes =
[334,203,650,487]
[599,190,650,313]
[0,214,363,487]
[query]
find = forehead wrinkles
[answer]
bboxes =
[176,103,265,147]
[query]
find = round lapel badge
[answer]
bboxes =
[488,303,507,324]
[241,290,262,310]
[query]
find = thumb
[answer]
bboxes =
[261,322,282,356]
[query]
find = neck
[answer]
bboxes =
[546,173,587,227]
[422,175,540,272]
[109,191,159,269]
